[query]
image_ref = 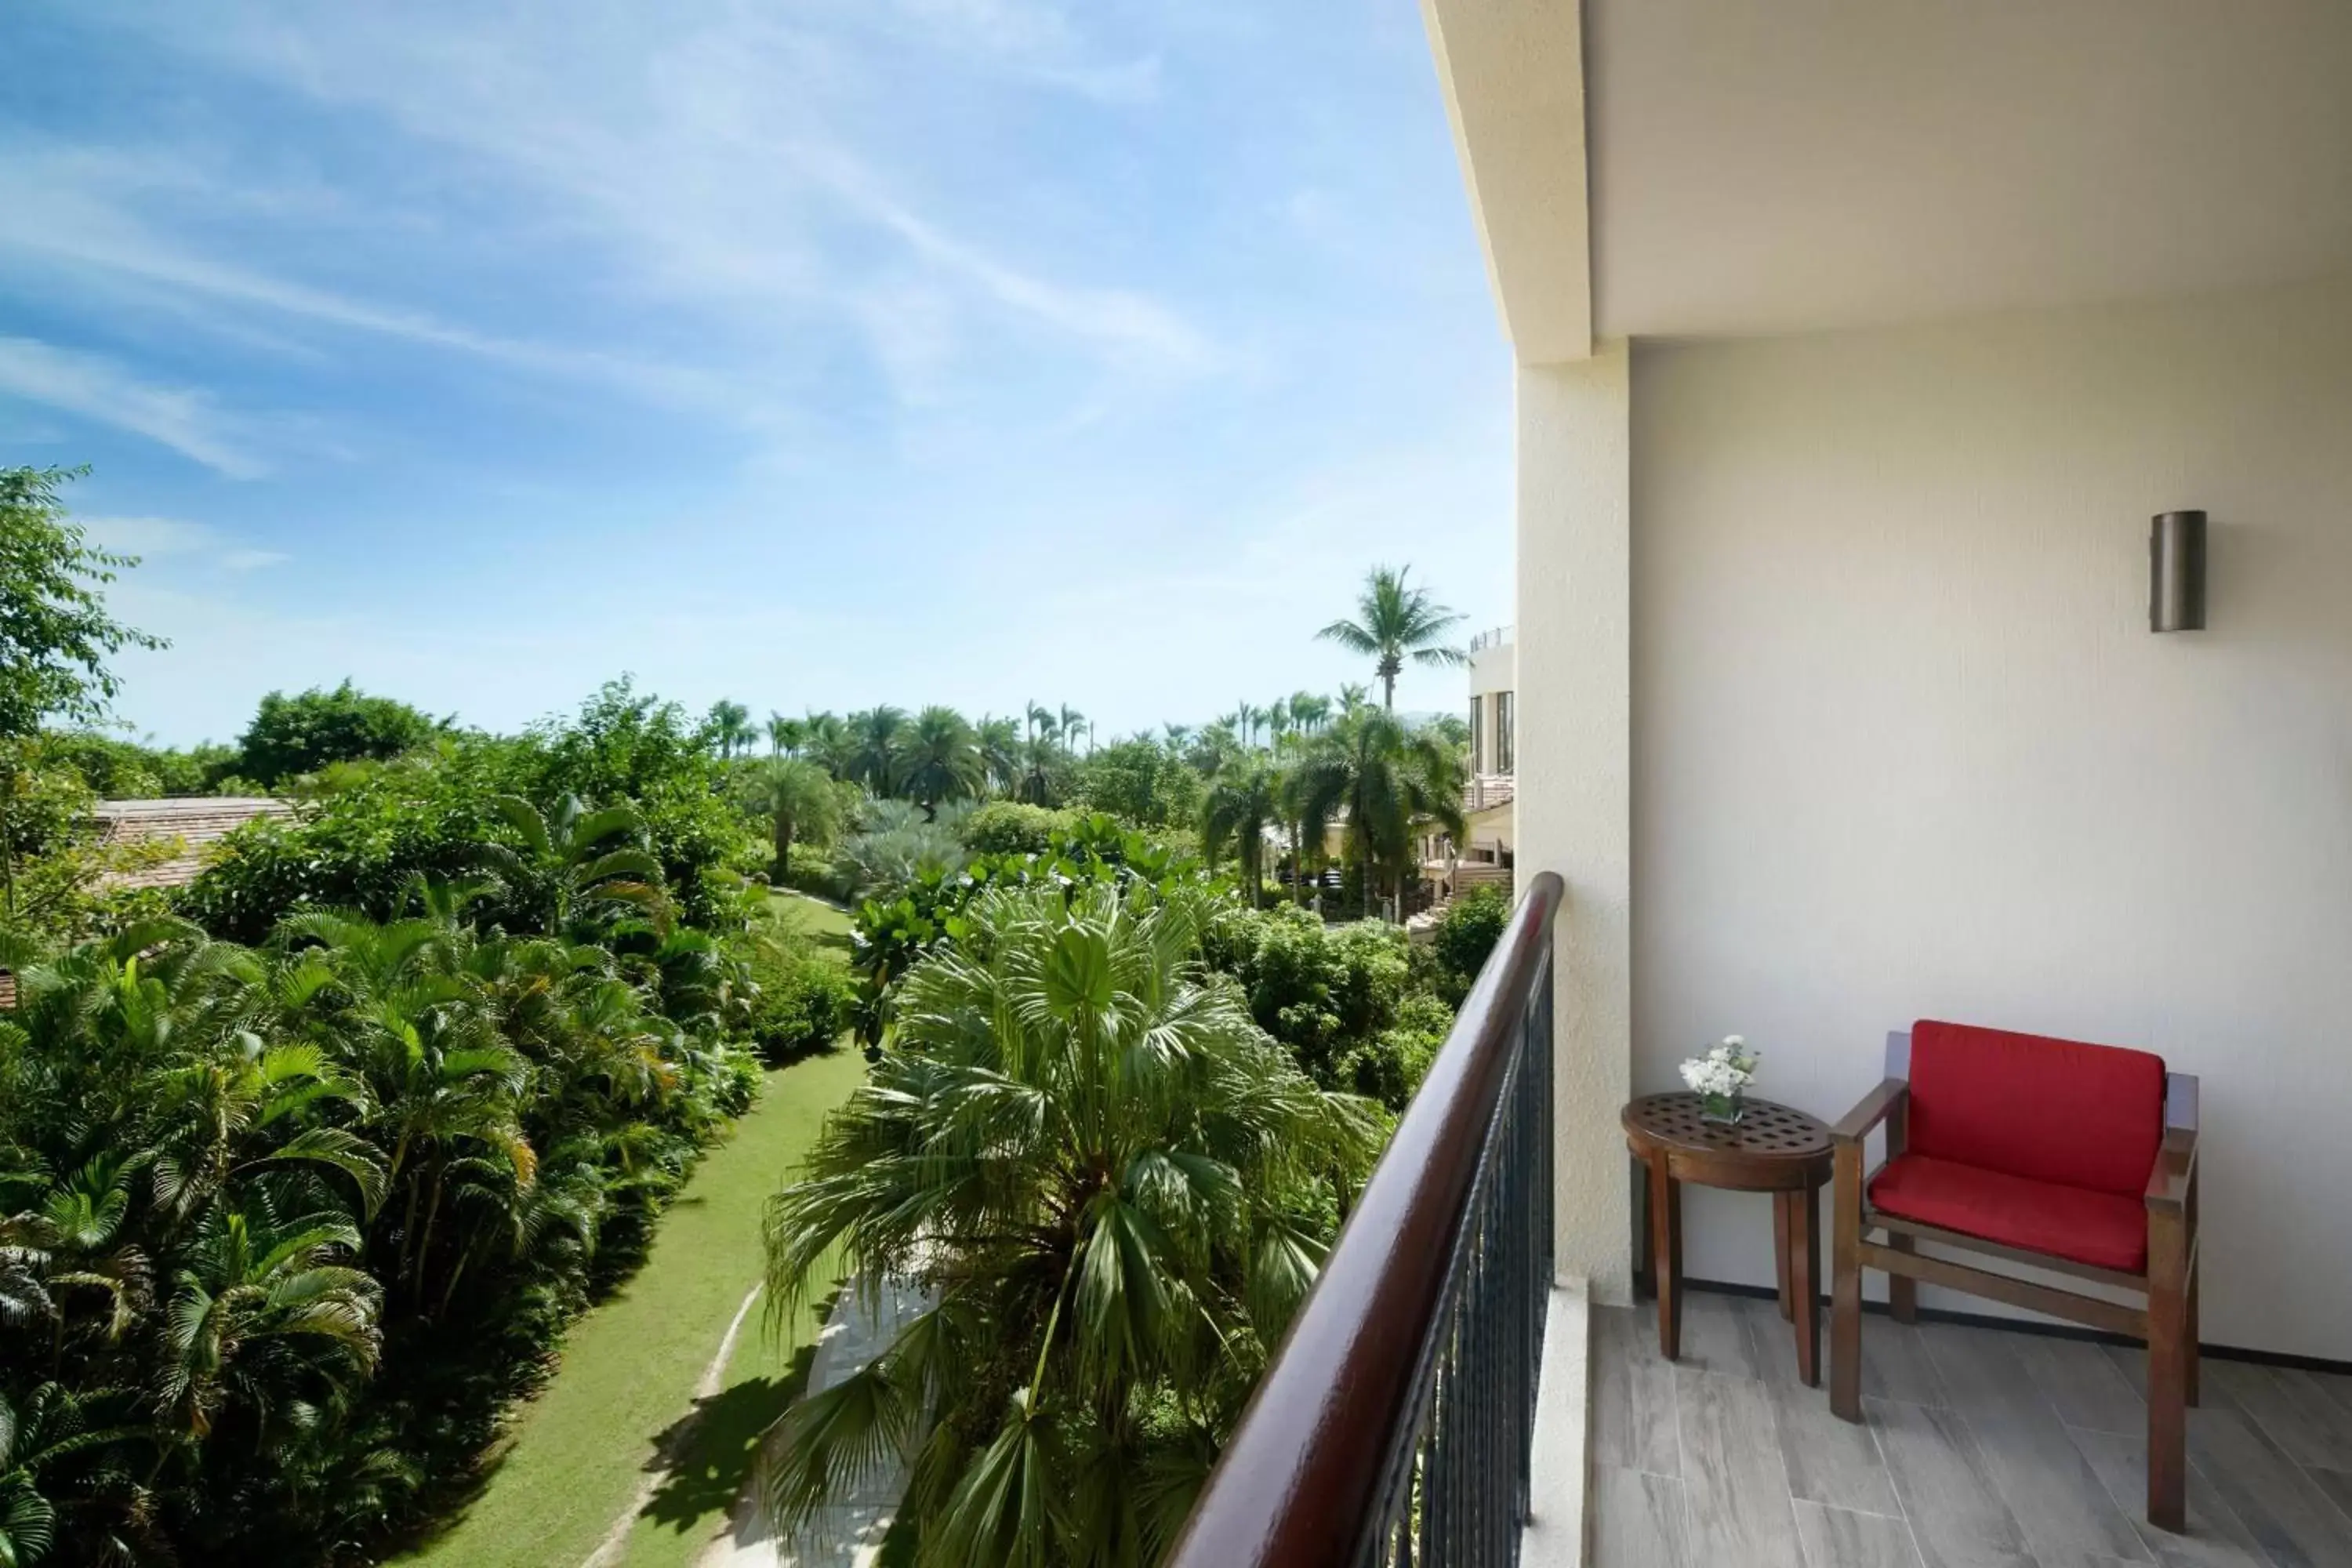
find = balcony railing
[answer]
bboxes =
[1166,871,1564,1568]
[1467,624,1515,654]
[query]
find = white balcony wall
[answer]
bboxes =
[1620,271,2352,1360]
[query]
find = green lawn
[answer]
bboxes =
[398,1044,867,1568]
[768,887,855,957]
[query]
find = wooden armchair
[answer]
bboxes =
[1829,1021,2200,1533]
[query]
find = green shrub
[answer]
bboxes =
[779,848,856,903]
[746,951,857,1063]
[1204,904,1423,1104]
[1430,884,1512,1003]
[957,800,1069,855]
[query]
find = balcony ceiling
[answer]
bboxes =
[1586,0,2352,338]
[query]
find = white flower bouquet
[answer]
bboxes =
[1679,1036,1759,1123]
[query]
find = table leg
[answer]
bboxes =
[1793,1181,1823,1387]
[1632,1153,1653,1298]
[1773,1192,1795,1320]
[1648,1153,1682,1360]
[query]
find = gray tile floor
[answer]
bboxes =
[1591,1289,2352,1568]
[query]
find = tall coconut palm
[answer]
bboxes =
[1023,701,1054,746]
[1201,754,1279,907]
[975,716,1022,797]
[1338,682,1370,719]
[737,758,840,880]
[1291,709,1466,918]
[1317,565,1468,710]
[1055,704,1086,751]
[899,707,982,820]
[847,707,909,797]
[705,699,756,760]
[760,885,1378,1568]
[766,713,804,758]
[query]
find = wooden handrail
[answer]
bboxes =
[1164,870,1566,1568]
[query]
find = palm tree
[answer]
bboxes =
[760,885,1378,1568]
[158,1192,381,1439]
[1055,704,1086,752]
[1290,691,1330,735]
[804,710,856,779]
[847,706,909,797]
[766,713,805,758]
[899,707,982,821]
[737,758,840,880]
[1291,709,1466,918]
[1024,701,1054,746]
[481,794,668,937]
[1338,681,1370,719]
[1016,735,1065,806]
[975,716,1022,797]
[705,699,756,760]
[1317,565,1468,710]
[1202,754,1279,906]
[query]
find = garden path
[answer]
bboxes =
[696,1280,931,1568]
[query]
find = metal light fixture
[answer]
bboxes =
[2150,510,2206,633]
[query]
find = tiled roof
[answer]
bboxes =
[95,796,296,891]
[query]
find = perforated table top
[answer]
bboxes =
[1622,1092,1832,1163]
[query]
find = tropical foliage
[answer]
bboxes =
[760,885,1381,1568]
[0,464,1504,1568]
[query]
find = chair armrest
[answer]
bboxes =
[1832,1078,1907,1146]
[2145,1127,2198,1213]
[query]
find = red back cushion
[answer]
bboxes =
[1907,1020,2165,1196]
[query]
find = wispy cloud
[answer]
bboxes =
[0,339,266,477]
[79,514,290,571]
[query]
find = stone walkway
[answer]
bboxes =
[697,1282,931,1568]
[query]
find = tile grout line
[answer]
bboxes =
[1853,1393,1933,1568]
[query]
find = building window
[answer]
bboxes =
[1469,696,1485,774]
[1497,691,1515,773]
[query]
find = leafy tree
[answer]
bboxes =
[1428,884,1510,1005]
[900,706,982,819]
[0,467,166,743]
[762,885,1378,1567]
[737,758,840,880]
[1317,565,1468,711]
[1201,755,1279,906]
[1075,737,1201,829]
[1290,709,1465,918]
[236,681,442,786]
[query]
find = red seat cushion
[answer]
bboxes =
[1909,1019,2165,1196]
[1869,1153,2149,1273]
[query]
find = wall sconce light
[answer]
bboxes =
[2150,510,2205,633]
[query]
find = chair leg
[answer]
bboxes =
[1887,1234,1918,1324]
[1830,1143,1864,1421]
[2147,1208,2190,1534]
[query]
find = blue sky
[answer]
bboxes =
[0,1,1511,746]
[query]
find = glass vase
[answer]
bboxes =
[1700,1091,1745,1125]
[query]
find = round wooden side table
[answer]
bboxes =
[1621,1092,1835,1385]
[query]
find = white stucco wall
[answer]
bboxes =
[1519,343,1633,1299]
[1624,273,2352,1359]
[1468,639,1516,700]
